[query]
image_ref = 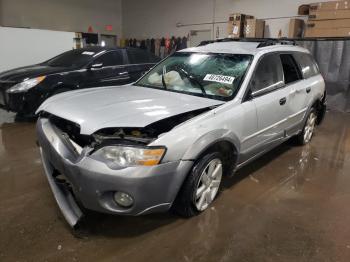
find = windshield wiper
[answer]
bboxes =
[161,66,167,90]
[179,68,206,95]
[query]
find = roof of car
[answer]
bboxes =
[180,40,310,56]
[78,46,141,52]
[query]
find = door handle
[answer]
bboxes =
[279,97,287,105]
[119,72,128,75]
[306,87,311,93]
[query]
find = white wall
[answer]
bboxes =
[0,27,75,72]
[0,0,122,37]
[122,0,216,39]
[122,0,336,40]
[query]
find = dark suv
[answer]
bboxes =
[0,47,160,117]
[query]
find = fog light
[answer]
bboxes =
[113,192,134,207]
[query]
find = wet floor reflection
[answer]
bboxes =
[1,110,350,261]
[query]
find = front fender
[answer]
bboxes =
[182,129,240,161]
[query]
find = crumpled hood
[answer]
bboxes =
[37,85,223,135]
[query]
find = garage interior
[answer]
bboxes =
[1,0,350,261]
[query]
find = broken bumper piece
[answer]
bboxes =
[40,148,83,227]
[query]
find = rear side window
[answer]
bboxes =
[250,53,284,94]
[280,54,302,84]
[127,49,160,64]
[293,53,319,79]
[94,50,124,66]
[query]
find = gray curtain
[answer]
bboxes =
[298,40,350,113]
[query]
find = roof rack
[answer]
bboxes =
[256,39,297,48]
[198,38,297,48]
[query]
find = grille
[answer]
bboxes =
[52,167,73,190]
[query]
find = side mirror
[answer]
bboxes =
[90,63,103,69]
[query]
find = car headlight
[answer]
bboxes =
[91,145,166,169]
[7,76,46,93]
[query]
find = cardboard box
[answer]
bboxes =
[299,4,311,15]
[310,1,350,11]
[244,19,265,38]
[305,27,350,37]
[307,19,350,29]
[309,9,350,20]
[304,28,329,37]
[335,27,350,36]
[298,1,350,16]
[227,13,254,38]
[289,18,304,38]
[227,22,242,38]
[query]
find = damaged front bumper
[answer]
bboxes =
[0,89,36,114]
[36,118,193,227]
[0,81,45,115]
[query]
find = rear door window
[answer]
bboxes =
[293,53,319,79]
[127,49,160,64]
[250,53,284,95]
[280,54,302,84]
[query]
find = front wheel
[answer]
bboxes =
[297,108,317,145]
[173,152,223,217]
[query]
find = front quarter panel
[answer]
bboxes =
[150,101,245,163]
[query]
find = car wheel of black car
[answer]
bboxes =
[297,108,317,145]
[173,152,223,217]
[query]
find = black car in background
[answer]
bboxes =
[0,47,160,117]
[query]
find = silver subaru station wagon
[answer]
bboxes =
[36,40,326,227]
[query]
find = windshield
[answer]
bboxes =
[136,52,252,101]
[44,49,100,67]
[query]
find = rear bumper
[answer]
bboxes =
[36,118,193,226]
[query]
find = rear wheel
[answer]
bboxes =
[173,152,223,217]
[297,108,317,145]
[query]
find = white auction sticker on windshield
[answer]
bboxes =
[204,74,235,84]
[82,51,95,55]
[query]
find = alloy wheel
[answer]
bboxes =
[304,112,317,143]
[194,158,223,211]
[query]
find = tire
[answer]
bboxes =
[296,108,317,145]
[173,152,223,217]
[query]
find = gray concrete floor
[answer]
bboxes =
[0,109,15,124]
[0,109,350,262]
